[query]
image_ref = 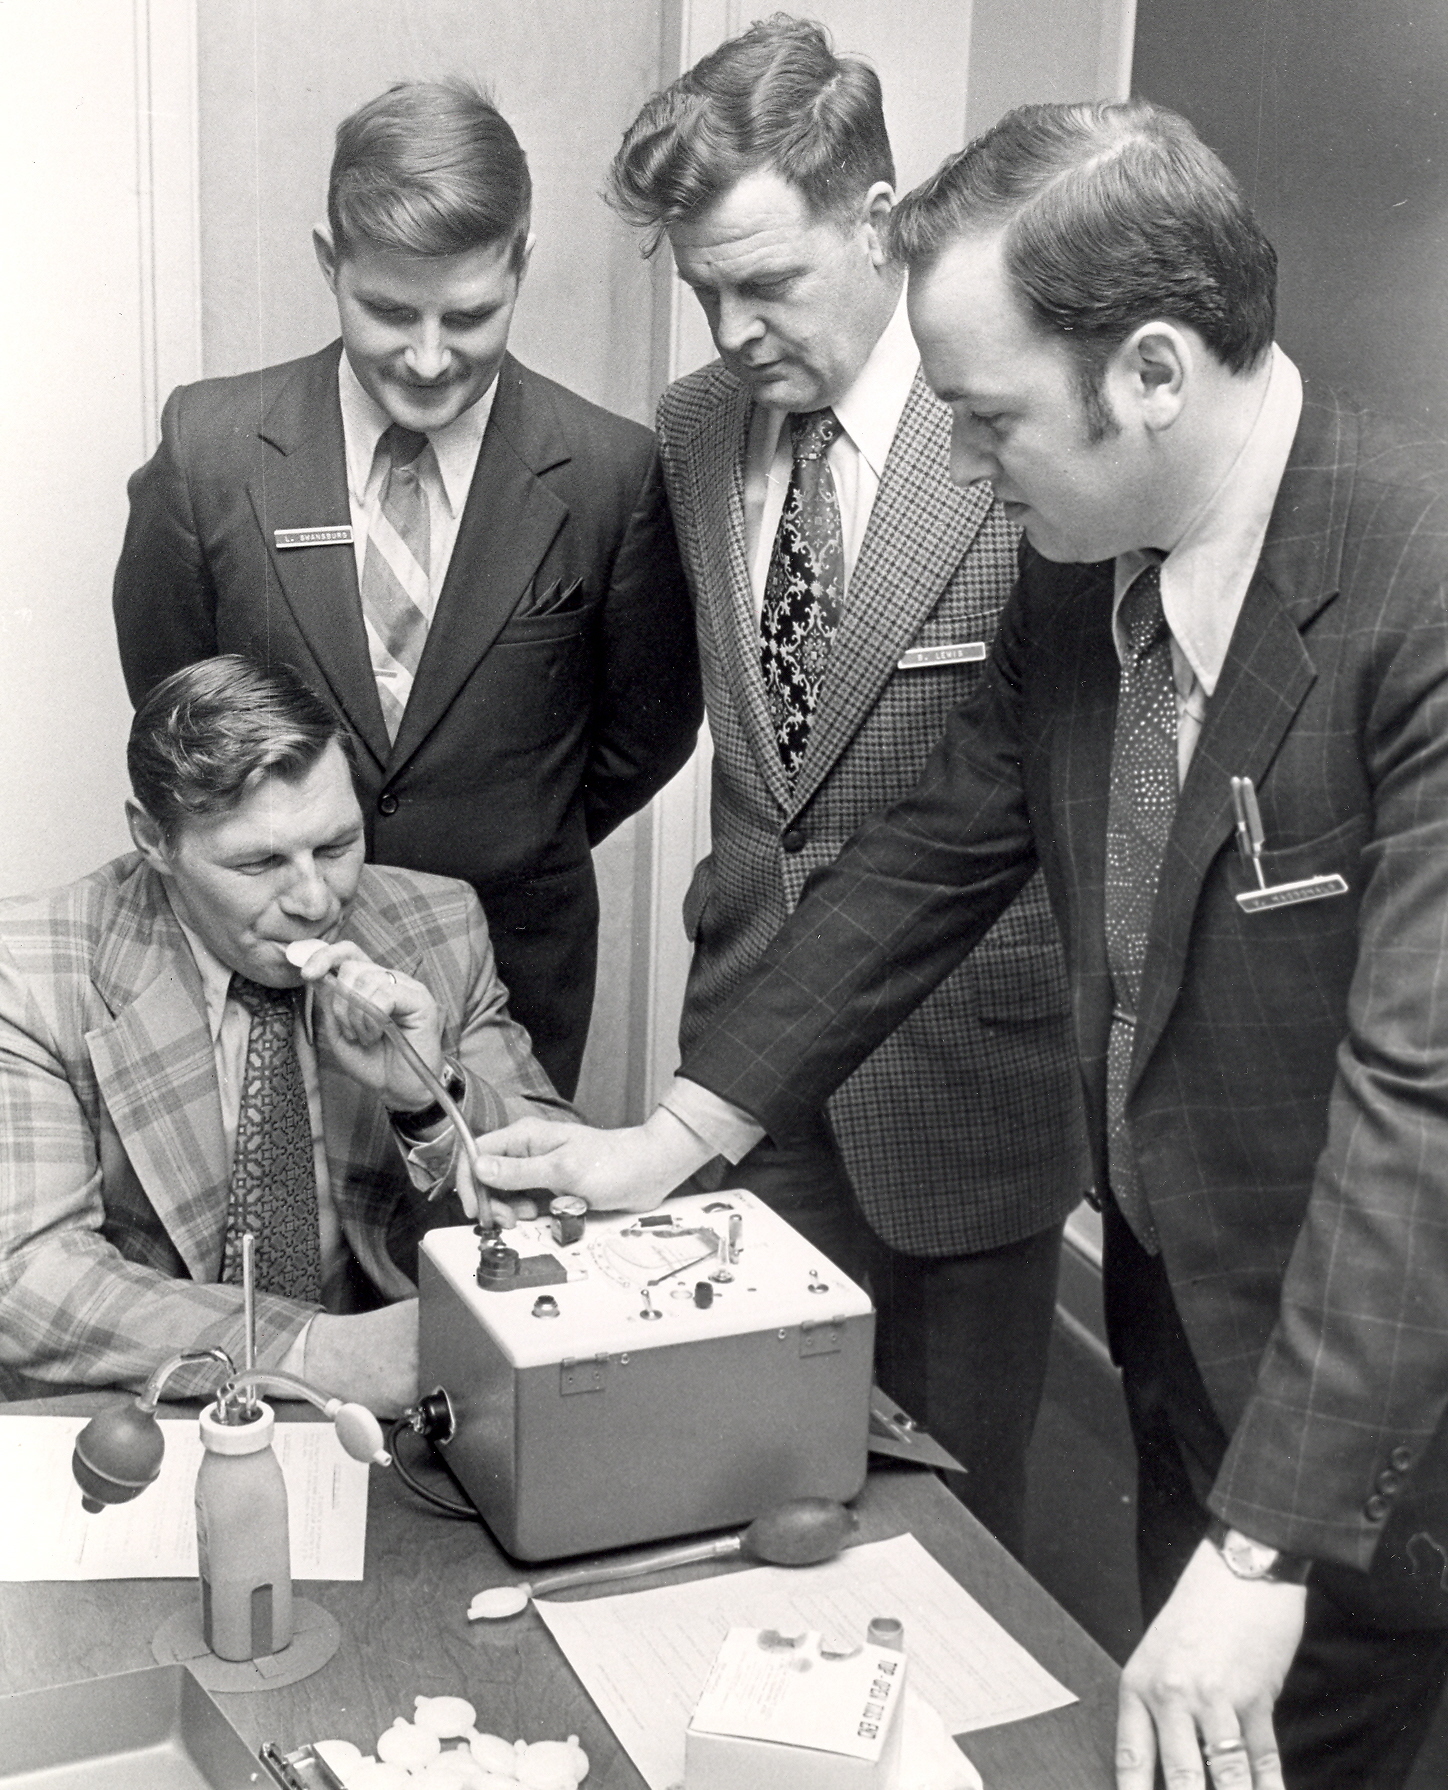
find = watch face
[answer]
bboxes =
[1223,1532,1278,1578]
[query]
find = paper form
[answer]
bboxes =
[534,1531,1076,1790]
[0,1415,368,1580]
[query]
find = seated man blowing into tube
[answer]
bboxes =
[0,656,573,1412]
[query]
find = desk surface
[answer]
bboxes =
[0,1397,1118,1788]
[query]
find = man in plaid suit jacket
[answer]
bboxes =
[478,102,1448,1786]
[0,658,571,1410]
[604,17,1086,1553]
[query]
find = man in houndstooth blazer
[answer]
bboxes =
[608,18,1086,1552]
[0,659,571,1409]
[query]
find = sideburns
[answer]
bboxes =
[1075,359,1123,445]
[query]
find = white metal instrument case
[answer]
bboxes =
[417,1188,875,1561]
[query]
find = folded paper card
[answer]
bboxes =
[687,1626,907,1790]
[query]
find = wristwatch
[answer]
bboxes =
[1206,1518,1312,1585]
[391,1059,466,1140]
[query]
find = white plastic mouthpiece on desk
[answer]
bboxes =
[469,1584,532,1620]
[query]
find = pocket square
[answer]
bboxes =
[520,576,587,618]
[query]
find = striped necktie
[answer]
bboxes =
[1103,562,1177,1254]
[361,423,433,742]
[760,408,845,781]
[222,977,322,1303]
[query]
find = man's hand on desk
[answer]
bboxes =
[303,1299,419,1416]
[471,1107,714,1213]
[1116,1539,1305,1790]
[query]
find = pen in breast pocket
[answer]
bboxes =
[1230,775,1267,889]
[1229,775,1349,913]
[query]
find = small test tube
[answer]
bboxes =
[241,1232,258,1414]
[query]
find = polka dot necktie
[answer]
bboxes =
[1103,562,1176,1253]
[760,408,845,781]
[222,976,323,1303]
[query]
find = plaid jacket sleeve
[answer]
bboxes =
[0,925,307,1397]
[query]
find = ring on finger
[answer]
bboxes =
[1202,1736,1248,1761]
[385,971,397,986]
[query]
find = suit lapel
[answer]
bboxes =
[1131,395,1352,1086]
[248,343,391,770]
[686,373,792,808]
[789,375,994,817]
[387,356,569,775]
[85,867,229,1283]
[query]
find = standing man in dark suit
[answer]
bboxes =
[475,100,1448,1788]
[601,16,1086,1555]
[114,80,701,1098]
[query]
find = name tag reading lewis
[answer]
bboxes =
[897,641,987,670]
[274,525,354,550]
[1229,776,1349,913]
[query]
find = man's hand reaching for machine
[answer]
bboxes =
[471,1107,716,1213]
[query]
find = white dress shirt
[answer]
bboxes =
[1114,345,1303,785]
[338,353,496,719]
[743,290,919,611]
[663,345,1306,1164]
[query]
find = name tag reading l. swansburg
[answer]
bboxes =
[897,641,987,670]
[274,525,354,550]
[1236,874,1349,913]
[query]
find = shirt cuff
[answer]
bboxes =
[278,1316,314,1379]
[660,1074,765,1164]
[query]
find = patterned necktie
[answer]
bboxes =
[222,976,322,1303]
[760,408,845,780]
[361,423,433,742]
[1103,562,1177,1253]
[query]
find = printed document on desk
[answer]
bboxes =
[0,1415,368,1580]
[535,1531,1075,1790]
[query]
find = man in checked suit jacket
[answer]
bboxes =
[0,659,573,1413]
[601,16,1085,1554]
[477,102,1448,1788]
[113,81,701,1099]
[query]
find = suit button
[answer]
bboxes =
[1364,1494,1391,1522]
[378,792,398,817]
[1376,1469,1403,1495]
[781,827,808,854]
[1390,1445,1414,1472]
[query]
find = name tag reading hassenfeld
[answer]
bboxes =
[274,526,355,550]
[1236,874,1349,913]
[897,641,987,670]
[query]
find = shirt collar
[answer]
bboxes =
[169,902,240,1043]
[755,285,917,475]
[1115,345,1304,697]
[830,288,919,478]
[337,350,495,518]
[168,896,315,1045]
